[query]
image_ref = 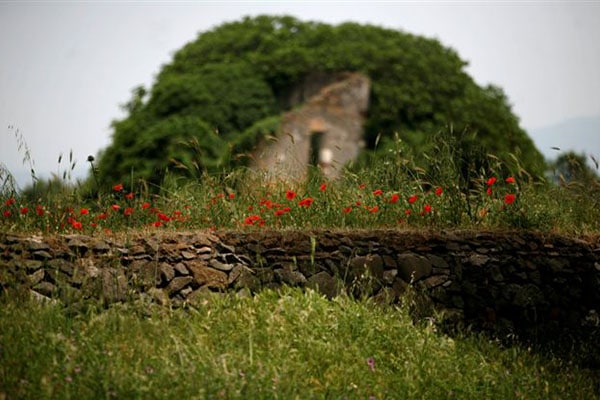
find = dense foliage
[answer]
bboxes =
[95,15,545,188]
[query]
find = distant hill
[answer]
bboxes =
[529,115,600,167]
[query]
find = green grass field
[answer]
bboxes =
[1,288,598,399]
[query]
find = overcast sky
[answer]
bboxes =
[1,1,599,188]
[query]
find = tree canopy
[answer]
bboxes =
[95,15,546,187]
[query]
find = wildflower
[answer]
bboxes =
[244,215,261,225]
[286,190,296,200]
[389,193,400,203]
[408,195,418,204]
[151,221,162,227]
[20,207,29,215]
[96,212,108,220]
[298,197,314,207]
[358,183,366,190]
[486,177,497,186]
[124,207,134,216]
[372,189,383,196]
[125,192,135,200]
[71,220,83,230]
[35,205,44,216]
[3,210,11,217]
[274,209,287,217]
[111,204,120,211]
[141,202,151,209]
[113,183,124,192]
[228,193,235,200]
[405,209,412,216]
[343,207,352,214]
[505,176,516,184]
[368,205,379,213]
[157,213,170,222]
[435,187,443,196]
[423,204,432,213]
[504,193,516,205]
[366,357,375,372]
[80,208,89,215]
[319,183,327,191]
[4,198,15,207]
[486,187,493,196]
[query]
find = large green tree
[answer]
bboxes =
[95,15,545,187]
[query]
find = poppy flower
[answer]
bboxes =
[298,197,314,207]
[373,189,383,196]
[408,195,418,204]
[504,193,516,205]
[343,207,352,214]
[113,183,124,192]
[389,193,400,204]
[141,202,151,209]
[20,207,29,215]
[97,212,108,220]
[368,205,379,213]
[157,213,170,222]
[35,205,44,216]
[111,204,121,211]
[486,187,493,196]
[486,177,497,186]
[244,215,261,225]
[151,221,162,227]
[435,187,443,196]
[71,220,83,230]
[125,192,135,200]
[80,208,89,215]
[4,198,15,207]
[124,207,134,216]
[286,190,296,200]
[505,177,516,184]
[423,204,432,213]
[228,193,235,200]
[3,210,11,217]
[319,183,327,191]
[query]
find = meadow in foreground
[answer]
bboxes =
[1,288,597,399]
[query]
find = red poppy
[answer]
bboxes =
[358,184,366,190]
[4,198,15,207]
[389,193,400,204]
[298,197,314,207]
[71,220,83,230]
[80,208,89,215]
[486,177,497,186]
[286,190,296,200]
[504,193,516,205]
[141,202,151,209]
[97,212,108,220]
[157,213,170,222]
[405,209,412,216]
[124,207,134,216]
[343,207,352,214]
[505,177,516,184]
[125,192,135,200]
[486,187,493,196]
[151,221,162,227]
[423,204,432,213]
[111,204,121,211]
[368,205,379,213]
[35,205,44,216]
[113,183,124,192]
[373,189,383,196]
[244,215,261,225]
[228,193,235,200]
[274,209,286,217]
[3,210,11,217]
[319,183,327,191]
[408,195,418,204]
[20,207,29,215]
[435,187,443,196]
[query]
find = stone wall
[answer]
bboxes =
[252,72,370,180]
[1,230,599,345]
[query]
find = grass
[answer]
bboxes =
[1,287,597,399]
[1,133,599,398]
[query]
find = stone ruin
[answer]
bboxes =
[252,72,371,180]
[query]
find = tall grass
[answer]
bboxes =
[1,288,597,399]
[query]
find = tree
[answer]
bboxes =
[95,15,546,188]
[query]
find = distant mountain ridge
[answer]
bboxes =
[529,115,600,165]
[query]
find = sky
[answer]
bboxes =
[1,1,599,188]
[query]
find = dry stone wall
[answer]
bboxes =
[1,230,599,343]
